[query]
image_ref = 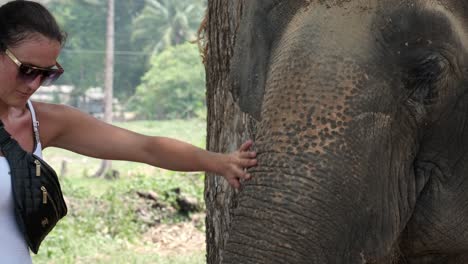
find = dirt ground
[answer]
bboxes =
[134,213,206,256]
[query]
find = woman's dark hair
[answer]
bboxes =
[0,0,67,50]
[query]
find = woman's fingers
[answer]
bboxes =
[232,166,251,180]
[228,178,241,189]
[238,140,254,152]
[224,140,257,188]
[239,151,257,159]
[236,141,257,170]
[240,157,257,167]
[226,166,253,189]
[239,168,254,183]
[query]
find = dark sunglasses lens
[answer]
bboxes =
[41,71,62,86]
[18,65,42,82]
[18,65,63,86]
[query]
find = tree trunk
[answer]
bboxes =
[204,0,255,263]
[94,0,114,178]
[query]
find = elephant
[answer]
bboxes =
[223,0,468,263]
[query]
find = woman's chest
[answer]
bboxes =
[3,116,35,153]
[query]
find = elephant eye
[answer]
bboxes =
[410,54,449,83]
[404,53,450,103]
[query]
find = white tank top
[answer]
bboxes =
[0,100,42,263]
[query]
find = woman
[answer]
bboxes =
[0,0,257,262]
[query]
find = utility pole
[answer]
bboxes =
[94,0,114,178]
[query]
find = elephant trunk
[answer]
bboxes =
[224,13,422,263]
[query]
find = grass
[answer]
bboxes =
[31,119,207,264]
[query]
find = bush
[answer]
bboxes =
[131,43,206,119]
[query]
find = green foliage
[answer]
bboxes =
[132,0,206,54]
[112,0,148,101]
[47,0,107,100]
[46,0,207,114]
[132,43,206,119]
[47,0,148,104]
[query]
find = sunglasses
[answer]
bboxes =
[4,48,64,86]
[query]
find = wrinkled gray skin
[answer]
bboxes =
[226,0,468,263]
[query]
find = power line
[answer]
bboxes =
[61,41,201,57]
[62,49,152,56]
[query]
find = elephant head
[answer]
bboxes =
[227,0,468,263]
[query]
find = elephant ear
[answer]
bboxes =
[230,1,275,120]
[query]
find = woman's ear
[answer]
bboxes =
[230,1,273,121]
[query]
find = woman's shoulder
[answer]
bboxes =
[30,100,71,112]
[31,101,86,120]
[30,101,88,147]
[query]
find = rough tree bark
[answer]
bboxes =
[203,0,255,263]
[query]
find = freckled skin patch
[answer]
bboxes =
[259,56,364,156]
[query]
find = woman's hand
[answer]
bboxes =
[219,140,257,189]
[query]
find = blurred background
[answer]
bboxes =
[33,0,207,121]
[2,0,209,263]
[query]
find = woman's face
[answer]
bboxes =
[0,33,61,107]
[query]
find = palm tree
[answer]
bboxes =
[132,0,206,55]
